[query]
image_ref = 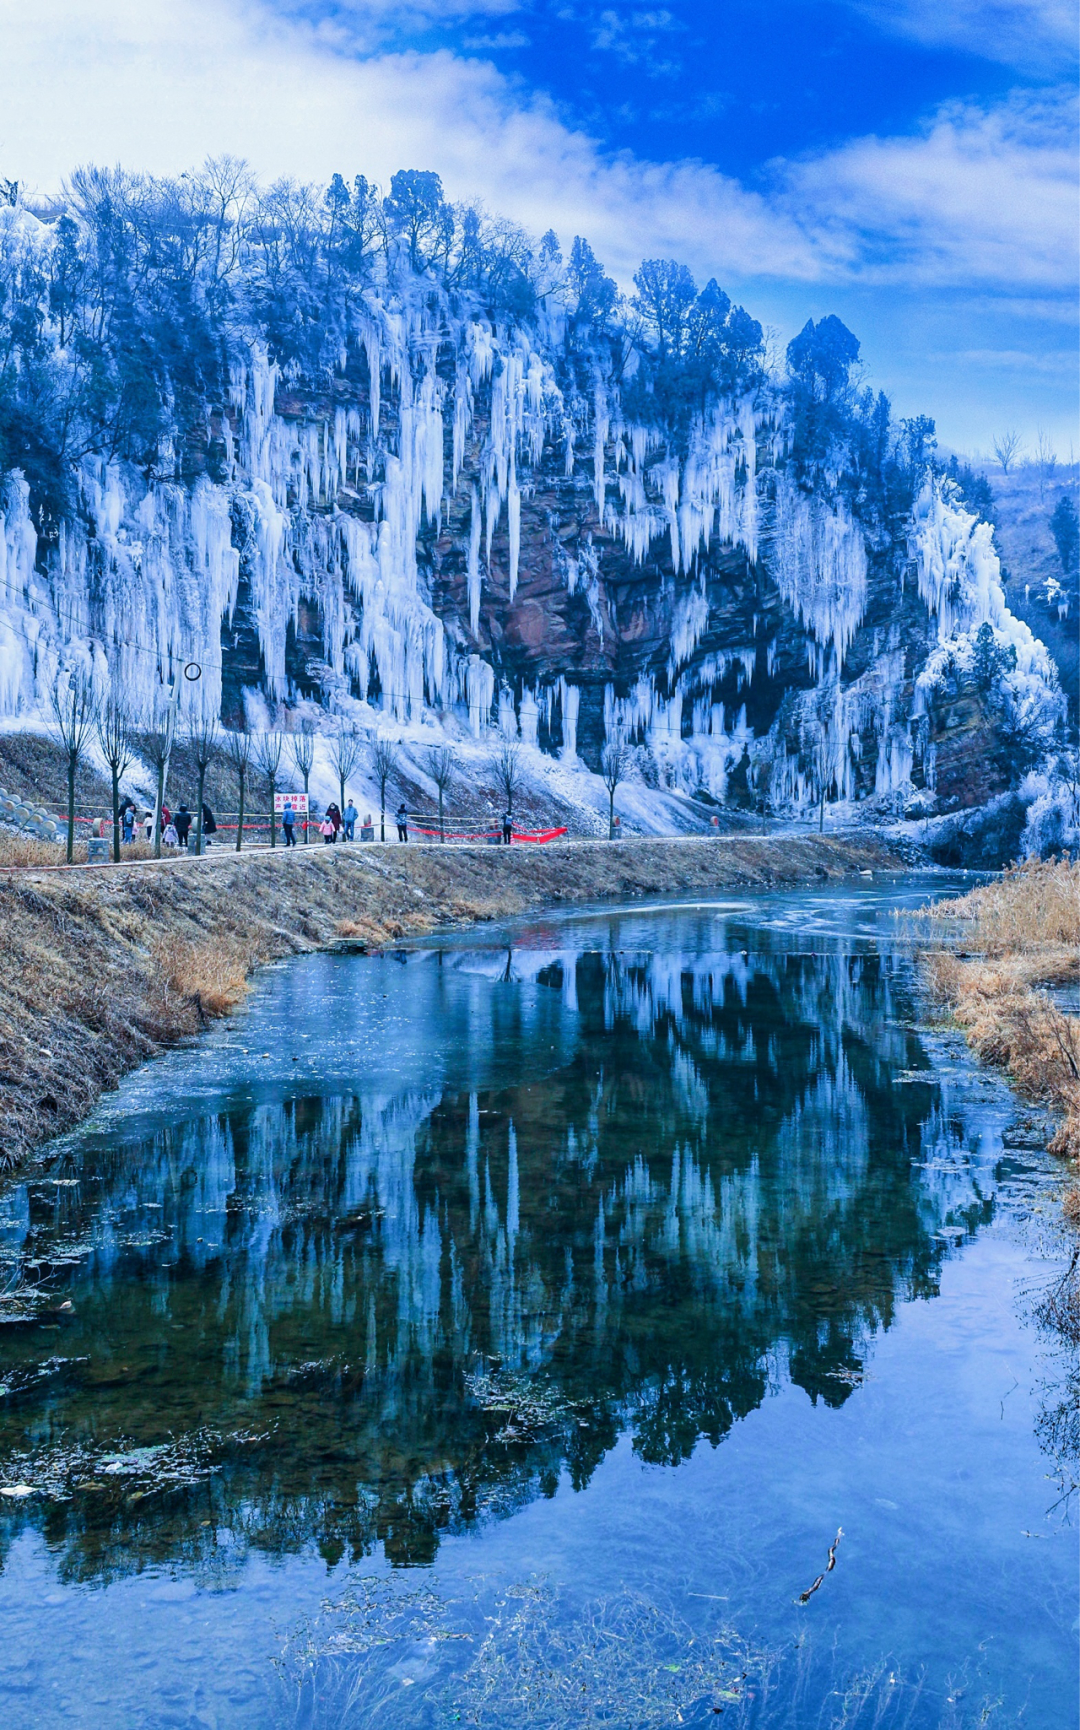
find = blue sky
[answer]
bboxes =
[1,0,1076,452]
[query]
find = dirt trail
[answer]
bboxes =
[1,833,899,1172]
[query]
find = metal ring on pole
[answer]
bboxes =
[183,661,202,682]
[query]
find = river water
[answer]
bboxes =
[0,878,1075,1728]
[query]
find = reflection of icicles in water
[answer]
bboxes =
[775,1053,870,1214]
[0,907,1025,1599]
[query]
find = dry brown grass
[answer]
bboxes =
[921,860,1080,1172]
[152,935,261,1021]
[924,857,1080,955]
[0,832,159,868]
[0,831,73,866]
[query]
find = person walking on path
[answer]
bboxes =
[144,809,154,843]
[202,804,217,848]
[396,801,408,843]
[174,805,192,849]
[343,799,357,842]
[121,804,135,845]
[320,815,335,844]
[282,801,296,847]
[502,810,513,845]
[327,802,342,842]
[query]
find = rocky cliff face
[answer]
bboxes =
[0,267,1064,825]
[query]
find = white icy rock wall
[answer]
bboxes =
[1,213,1062,829]
[910,474,1063,736]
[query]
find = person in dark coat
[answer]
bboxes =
[174,805,192,848]
[502,810,513,844]
[396,802,408,843]
[201,804,217,847]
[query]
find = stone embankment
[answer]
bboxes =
[1,833,898,1171]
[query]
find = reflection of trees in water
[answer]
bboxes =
[0,946,994,1579]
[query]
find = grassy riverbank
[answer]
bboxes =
[921,860,1079,1214]
[0,833,896,1172]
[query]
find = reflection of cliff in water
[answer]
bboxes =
[0,943,995,1580]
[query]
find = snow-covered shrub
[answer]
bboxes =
[1019,760,1080,860]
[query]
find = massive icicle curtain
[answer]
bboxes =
[0,249,772,734]
[0,182,1061,818]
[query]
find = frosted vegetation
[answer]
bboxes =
[0,163,1071,847]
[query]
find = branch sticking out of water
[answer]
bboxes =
[795,1527,843,1605]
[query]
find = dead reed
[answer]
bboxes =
[152,935,261,1022]
[920,859,1079,1179]
[923,857,1080,954]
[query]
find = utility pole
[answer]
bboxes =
[150,660,201,851]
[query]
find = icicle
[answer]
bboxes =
[507,457,521,602]
[364,325,381,447]
[558,677,579,760]
[465,654,495,737]
[771,477,867,672]
[452,366,471,495]
[519,686,539,745]
[467,487,483,635]
[593,381,609,525]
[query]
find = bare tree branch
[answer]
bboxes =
[370,735,399,842]
[328,720,364,813]
[490,739,523,815]
[252,731,284,847]
[49,671,98,862]
[221,728,252,851]
[96,695,135,862]
[287,721,316,844]
[185,703,219,854]
[992,429,1023,475]
[424,743,454,841]
[600,733,631,839]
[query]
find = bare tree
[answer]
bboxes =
[49,672,97,862]
[253,731,284,847]
[328,720,364,814]
[424,744,454,841]
[490,738,523,816]
[287,721,316,844]
[370,735,399,842]
[751,739,779,835]
[809,728,844,833]
[221,728,252,851]
[600,733,631,839]
[992,429,1023,475]
[96,695,134,862]
[1034,427,1057,500]
[185,704,220,855]
[140,696,174,860]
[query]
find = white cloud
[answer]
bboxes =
[849,0,1076,74]
[0,0,827,279]
[781,88,1078,291]
[941,348,1078,372]
[0,0,1075,303]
